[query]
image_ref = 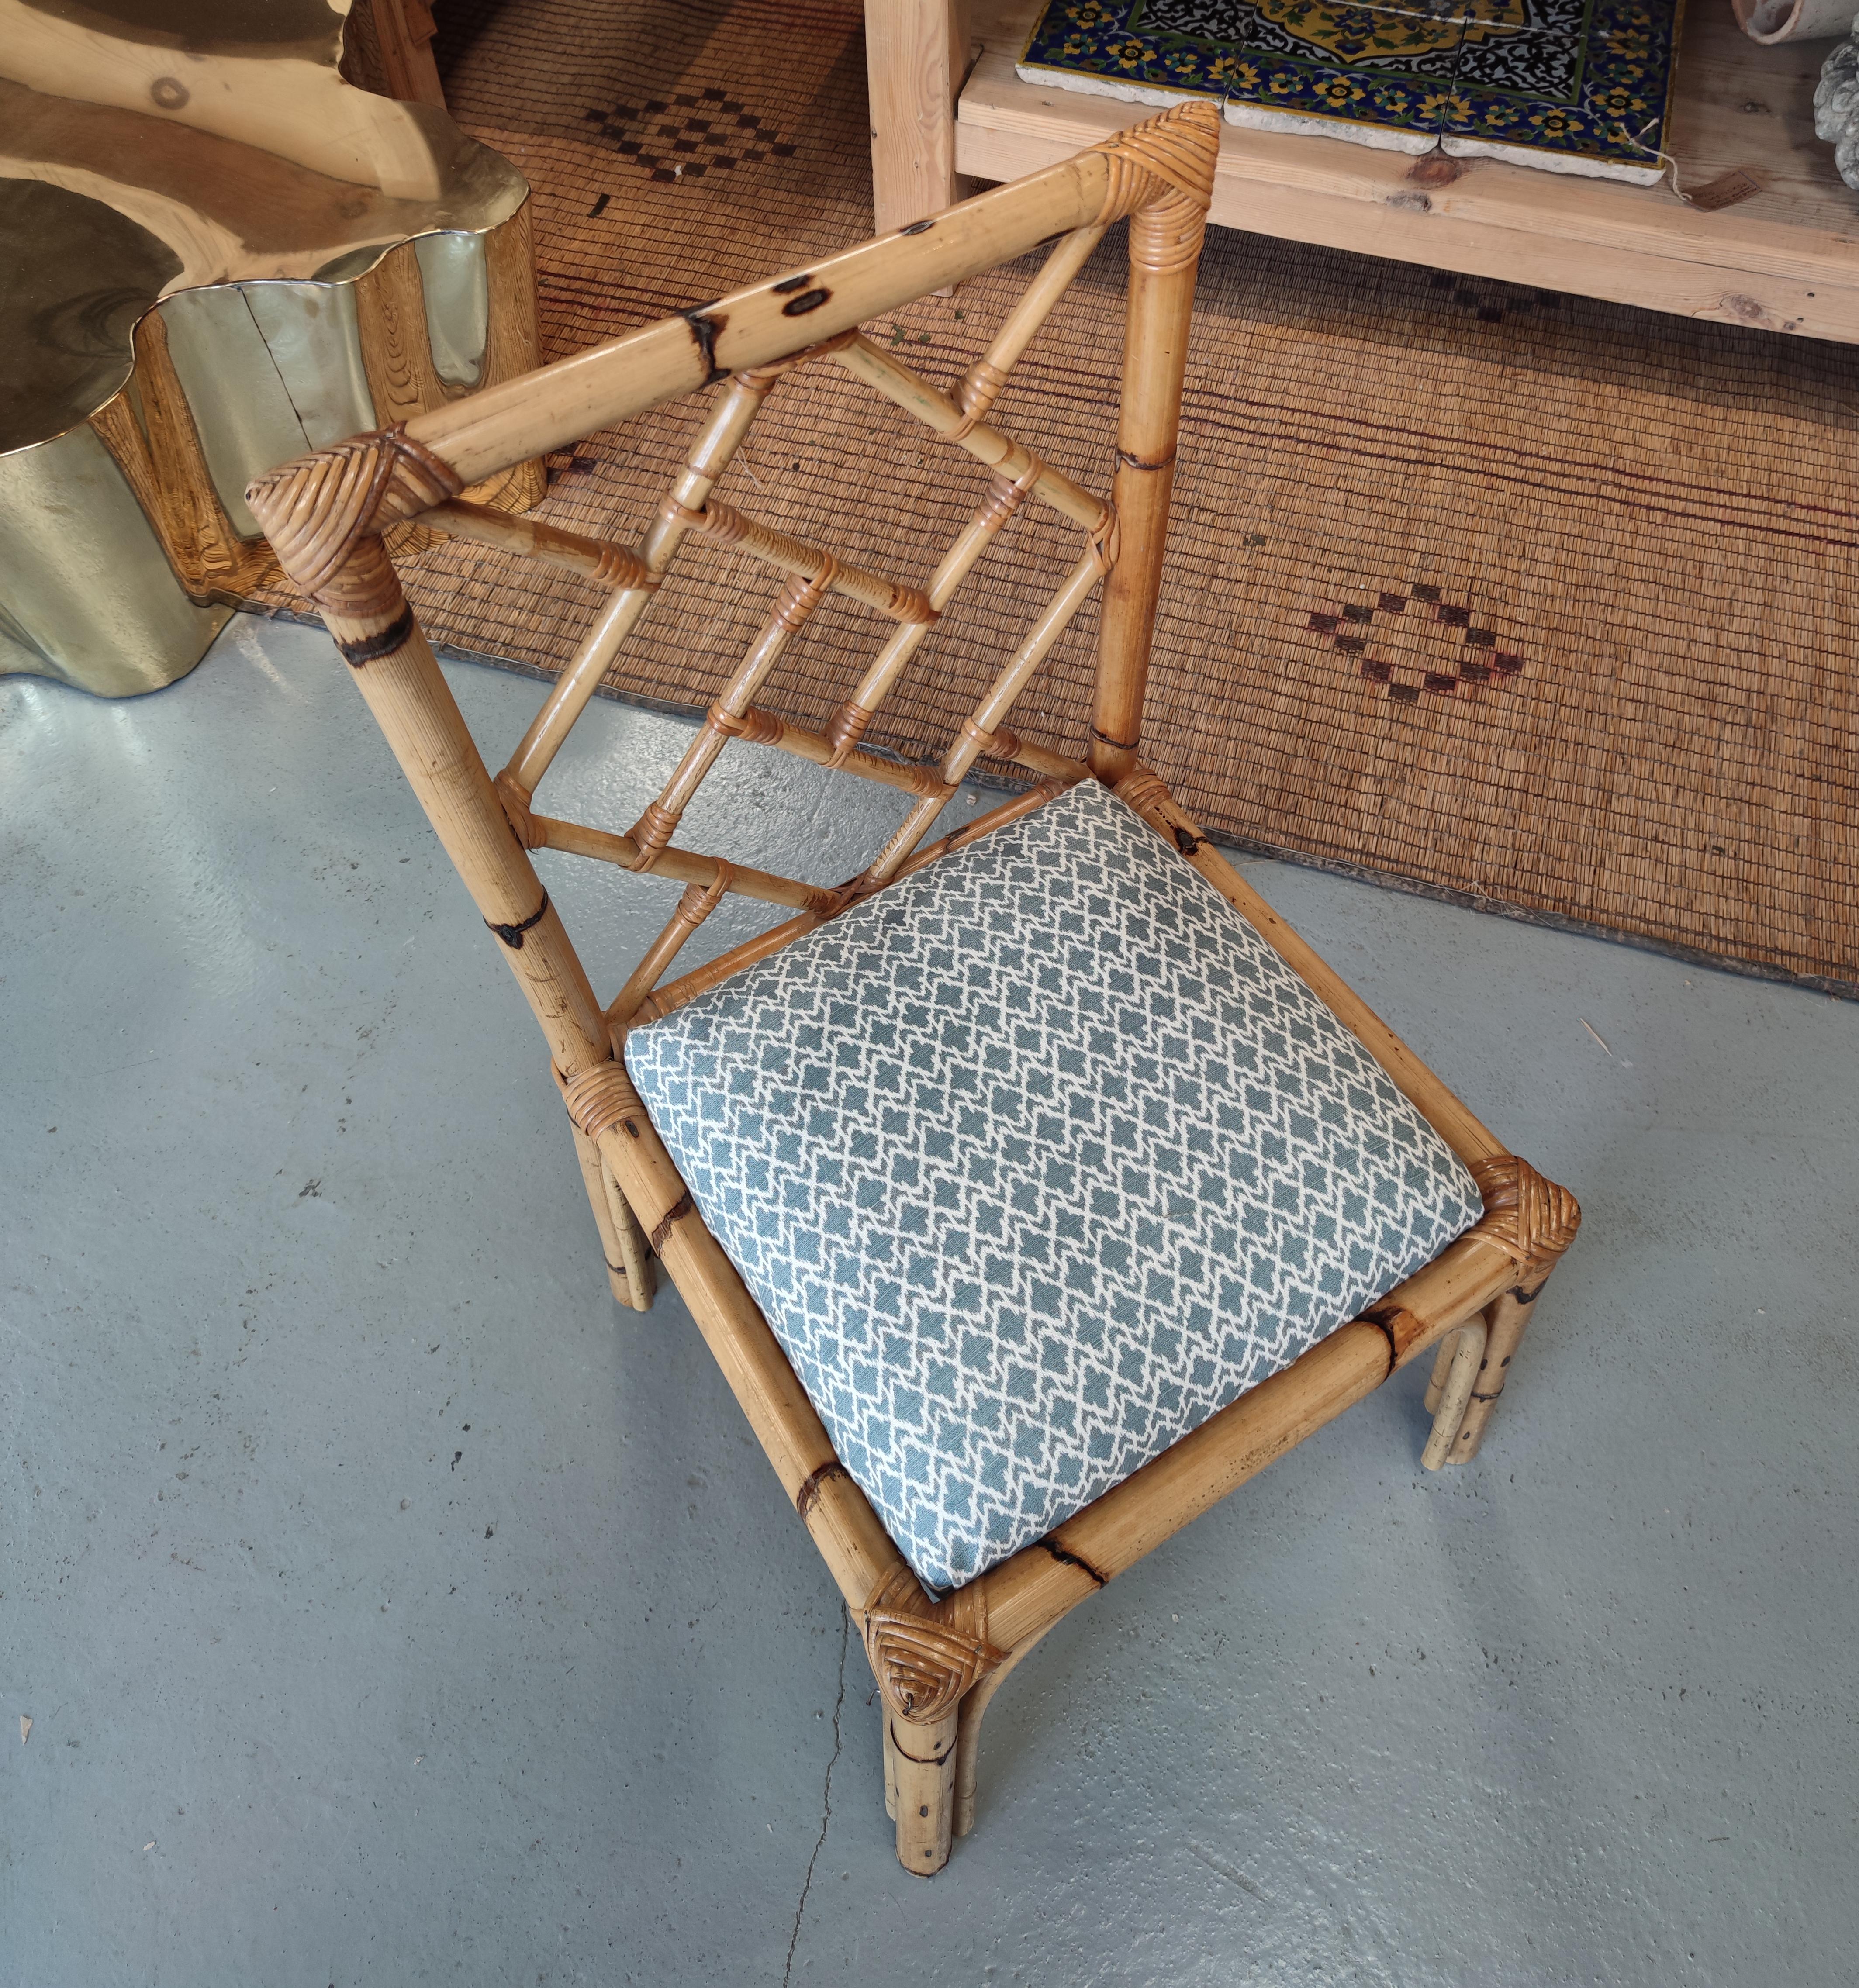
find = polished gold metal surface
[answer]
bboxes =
[1,0,535,696]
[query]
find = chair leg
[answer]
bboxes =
[882,1703,898,1822]
[951,1628,1047,1837]
[1420,1319,1486,1470]
[1447,1267,1558,1463]
[888,1709,959,1875]
[569,1122,655,1312]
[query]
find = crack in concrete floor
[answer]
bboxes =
[784,1606,850,1986]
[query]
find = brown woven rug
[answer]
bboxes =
[270,0,1859,993]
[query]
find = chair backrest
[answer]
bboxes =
[246,101,1221,1092]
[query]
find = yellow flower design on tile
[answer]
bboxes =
[1066,1,1113,24]
[1529,106,1582,135]
[1108,35,1150,66]
[1313,76,1367,106]
[1591,83,1647,116]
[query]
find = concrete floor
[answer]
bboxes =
[3,614,1856,1987]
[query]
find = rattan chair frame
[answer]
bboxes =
[247,102,1579,1877]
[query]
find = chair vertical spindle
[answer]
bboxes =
[627,567,835,863]
[503,369,780,798]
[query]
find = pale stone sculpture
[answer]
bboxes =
[1816,23,1859,189]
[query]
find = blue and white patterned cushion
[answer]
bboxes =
[625,779,1483,1592]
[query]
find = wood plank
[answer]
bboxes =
[956,0,1859,342]
[867,0,974,233]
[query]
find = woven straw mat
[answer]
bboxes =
[276,0,1857,993]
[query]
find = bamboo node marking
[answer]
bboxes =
[245,423,463,616]
[861,1568,1004,1724]
[648,1187,695,1253]
[794,1459,851,1520]
[1040,1536,1108,1587]
[334,605,415,666]
[681,306,729,387]
[559,1060,646,1144]
[1361,1304,1428,1369]
[1468,1157,1581,1280]
[484,895,549,949]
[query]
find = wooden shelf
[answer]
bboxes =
[956,0,1859,342]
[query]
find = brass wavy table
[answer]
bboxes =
[0,0,541,697]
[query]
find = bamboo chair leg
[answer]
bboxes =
[1447,1260,1563,1463]
[889,1709,960,1875]
[952,1628,1048,1838]
[1423,1335,1458,1415]
[1420,1319,1486,1471]
[882,1705,899,1821]
[569,1123,654,1311]
[601,1153,656,1309]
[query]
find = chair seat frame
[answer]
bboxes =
[247,103,1579,1876]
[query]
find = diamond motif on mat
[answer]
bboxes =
[583,85,797,182]
[1308,585,1527,704]
[1421,270,1569,324]
[625,781,1483,1592]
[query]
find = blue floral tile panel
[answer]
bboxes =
[625,779,1484,1595]
[1018,0,1684,180]
[1438,0,1684,182]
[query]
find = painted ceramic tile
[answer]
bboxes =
[1018,0,1682,179]
[1440,0,1683,180]
[1020,0,1463,152]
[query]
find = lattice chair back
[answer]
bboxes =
[246,99,1220,1295]
[247,101,1582,1878]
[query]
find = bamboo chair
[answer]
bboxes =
[247,100,1580,1876]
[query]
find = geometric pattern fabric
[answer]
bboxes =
[626,781,1483,1592]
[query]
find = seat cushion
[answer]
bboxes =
[625,778,1483,1592]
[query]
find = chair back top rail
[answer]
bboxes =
[401,153,1110,491]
